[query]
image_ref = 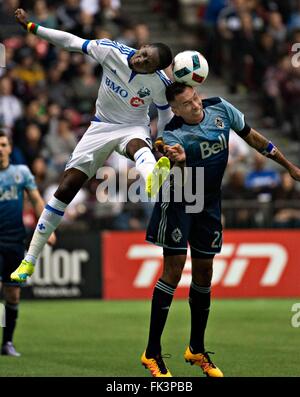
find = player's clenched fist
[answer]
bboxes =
[164,143,186,163]
[15,8,28,29]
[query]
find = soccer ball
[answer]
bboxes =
[172,50,209,86]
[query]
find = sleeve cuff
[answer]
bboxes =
[236,122,251,137]
[82,40,91,54]
[155,103,170,110]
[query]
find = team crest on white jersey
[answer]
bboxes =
[130,97,145,107]
[171,228,183,243]
[137,87,150,98]
[215,117,224,129]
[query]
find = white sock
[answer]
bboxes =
[25,197,67,264]
[134,147,156,182]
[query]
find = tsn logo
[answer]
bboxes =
[128,243,288,288]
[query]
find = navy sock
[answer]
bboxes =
[2,303,19,345]
[146,279,175,357]
[189,282,211,353]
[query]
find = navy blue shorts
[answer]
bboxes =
[146,198,222,257]
[0,245,25,285]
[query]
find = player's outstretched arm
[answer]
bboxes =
[243,128,300,181]
[15,8,85,53]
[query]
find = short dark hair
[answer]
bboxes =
[151,43,173,70]
[165,82,191,103]
[0,130,12,145]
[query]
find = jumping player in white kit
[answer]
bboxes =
[11,8,173,283]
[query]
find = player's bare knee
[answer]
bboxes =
[192,267,213,285]
[192,258,213,285]
[126,138,149,158]
[55,169,87,204]
[3,286,20,305]
[162,256,186,286]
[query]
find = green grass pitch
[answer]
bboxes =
[0,299,299,377]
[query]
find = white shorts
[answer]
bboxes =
[65,120,152,179]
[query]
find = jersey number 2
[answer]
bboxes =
[211,231,222,248]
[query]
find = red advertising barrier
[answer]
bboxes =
[102,230,300,299]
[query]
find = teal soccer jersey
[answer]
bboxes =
[0,164,37,247]
[162,97,248,199]
[146,97,250,254]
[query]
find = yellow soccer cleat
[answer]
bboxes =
[10,260,35,283]
[184,347,224,377]
[141,351,172,377]
[145,156,170,198]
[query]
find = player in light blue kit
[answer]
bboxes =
[141,82,300,377]
[0,132,56,356]
[11,8,174,283]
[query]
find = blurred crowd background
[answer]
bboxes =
[1,0,300,232]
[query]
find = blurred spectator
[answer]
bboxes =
[70,62,98,114]
[133,23,150,48]
[80,0,121,16]
[272,171,300,227]
[30,0,58,29]
[47,66,73,108]
[116,25,136,47]
[71,10,95,38]
[94,26,114,40]
[13,99,48,146]
[260,0,293,24]
[201,0,227,75]
[87,170,125,229]
[47,102,62,135]
[18,123,43,167]
[57,0,80,31]
[112,171,153,230]
[218,0,264,92]
[12,47,46,100]
[288,0,300,32]
[0,76,23,135]
[0,0,24,39]
[22,33,49,64]
[279,61,300,140]
[42,117,77,175]
[30,156,57,193]
[245,152,281,200]
[253,31,279,89]
[227,129,251,174]
[262,54,291,129]
[267,10,287,49]
[80,0,99,16]
[94,0,128,35]
[150,0,180,24]
[222,168,257,227]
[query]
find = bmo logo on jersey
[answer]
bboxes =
[200,133,227,159]
[105,77,128,98]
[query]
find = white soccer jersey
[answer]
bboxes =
[82,39,172,126]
